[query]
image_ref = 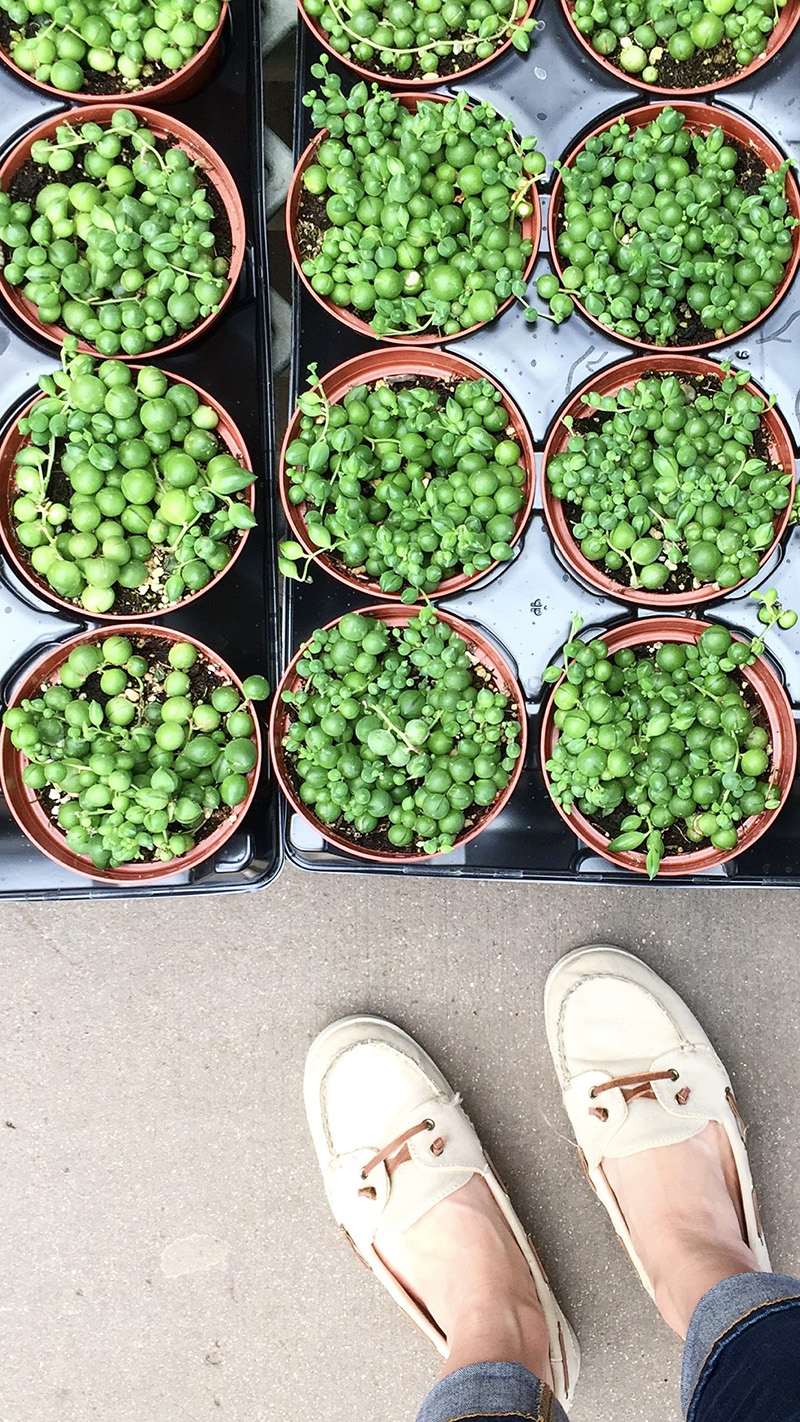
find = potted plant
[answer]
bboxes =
[544,103,800,350]
[296,0,537,87]
[0,0,227,104]
[286,58,542,343]
[278,349,535,598]
[0,625,270,883]
[541,355,795,606]
[539,612,796,877]
[0,105,245,358]
[0,339,256,618]
[559,0,800,96]
[270,602,527,861]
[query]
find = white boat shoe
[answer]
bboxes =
[544,944,771,1299]
[304,1014,580,1409]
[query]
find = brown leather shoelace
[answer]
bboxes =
[358,1119,445,1198]
[589,1068,690,1120]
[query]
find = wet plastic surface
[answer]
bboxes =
[285,7,800,883]
[0,0,283,899]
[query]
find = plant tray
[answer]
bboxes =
[0,0,283,899]
[284,15,800,884]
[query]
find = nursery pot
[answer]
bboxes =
[270,602,528,862]
[0,104,246,359]
[0,367,255,620]
[539,615,796,877]
[559,0,800,97]
[286,92,540,345]
[0,3,227,106]
[0,623,263,884]
[295,0,537,88]
[278,348,536,597]
[541,353,796,607]
[547,102,800,353]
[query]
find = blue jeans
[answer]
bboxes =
[415,1274,800,1422]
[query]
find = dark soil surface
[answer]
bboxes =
[0,15,178,93]
[1,126,232,344]
[557,369,783,595]
[296,178,328,265]
[557,134,774,348]
[35,634,245,855]
[281,626,521,855]
[566,641,772,861]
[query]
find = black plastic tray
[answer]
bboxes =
[0,0,283,899]
[285,8,800,883]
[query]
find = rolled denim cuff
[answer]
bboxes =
[415,1361,567,1422]
[681,1272,800,1415]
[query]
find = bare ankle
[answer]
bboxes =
[440,1294,554,1386]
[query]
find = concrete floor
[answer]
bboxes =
[3,873,800,1422]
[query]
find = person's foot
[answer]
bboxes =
[545,946,770,1340]
[376,1173,554,1384]
[304,1015,579,1403]
[604,1121,757,1336]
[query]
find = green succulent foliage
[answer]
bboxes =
[546,364,791,593]
[570,0,787,85]
[301,0,535,79]
[555,105,797,345]
[543,615,782,877]
[298,58,545,338]
[9,338,256,616]
[0,108,231,355]
[281,606,522,855]
[281,365,527,597]
[3,0,223,94]
[1,636,269,872]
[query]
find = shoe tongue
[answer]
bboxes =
[603,1096,705,1159]
[377,1154,475,1235]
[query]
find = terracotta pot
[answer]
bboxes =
[559,0,800,97]
[296,0,537,88]
[0,623,262,884]
[279,348,536,598]
[541,354,796,607]
[286,92,540,345]
[548,102,800,353]
[0,3,227,106]
[270,603,527,861]
[0,105,245,359]
[0,367,254,620]
[539,615,796,876]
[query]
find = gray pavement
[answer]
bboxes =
[3,873,800,1422]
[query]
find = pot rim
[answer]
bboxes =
[269,601,528,862]
[0,103,245,360]
[547,101,800,354]
[539,614,797,876]
[558,0,800,97]
[278,347,537,598]
[540,352,797,607]
[285,91,541,346]
[0,1,227,105]
[0,621,263,883]
[295,0,537,87]
[0,365,255,620]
